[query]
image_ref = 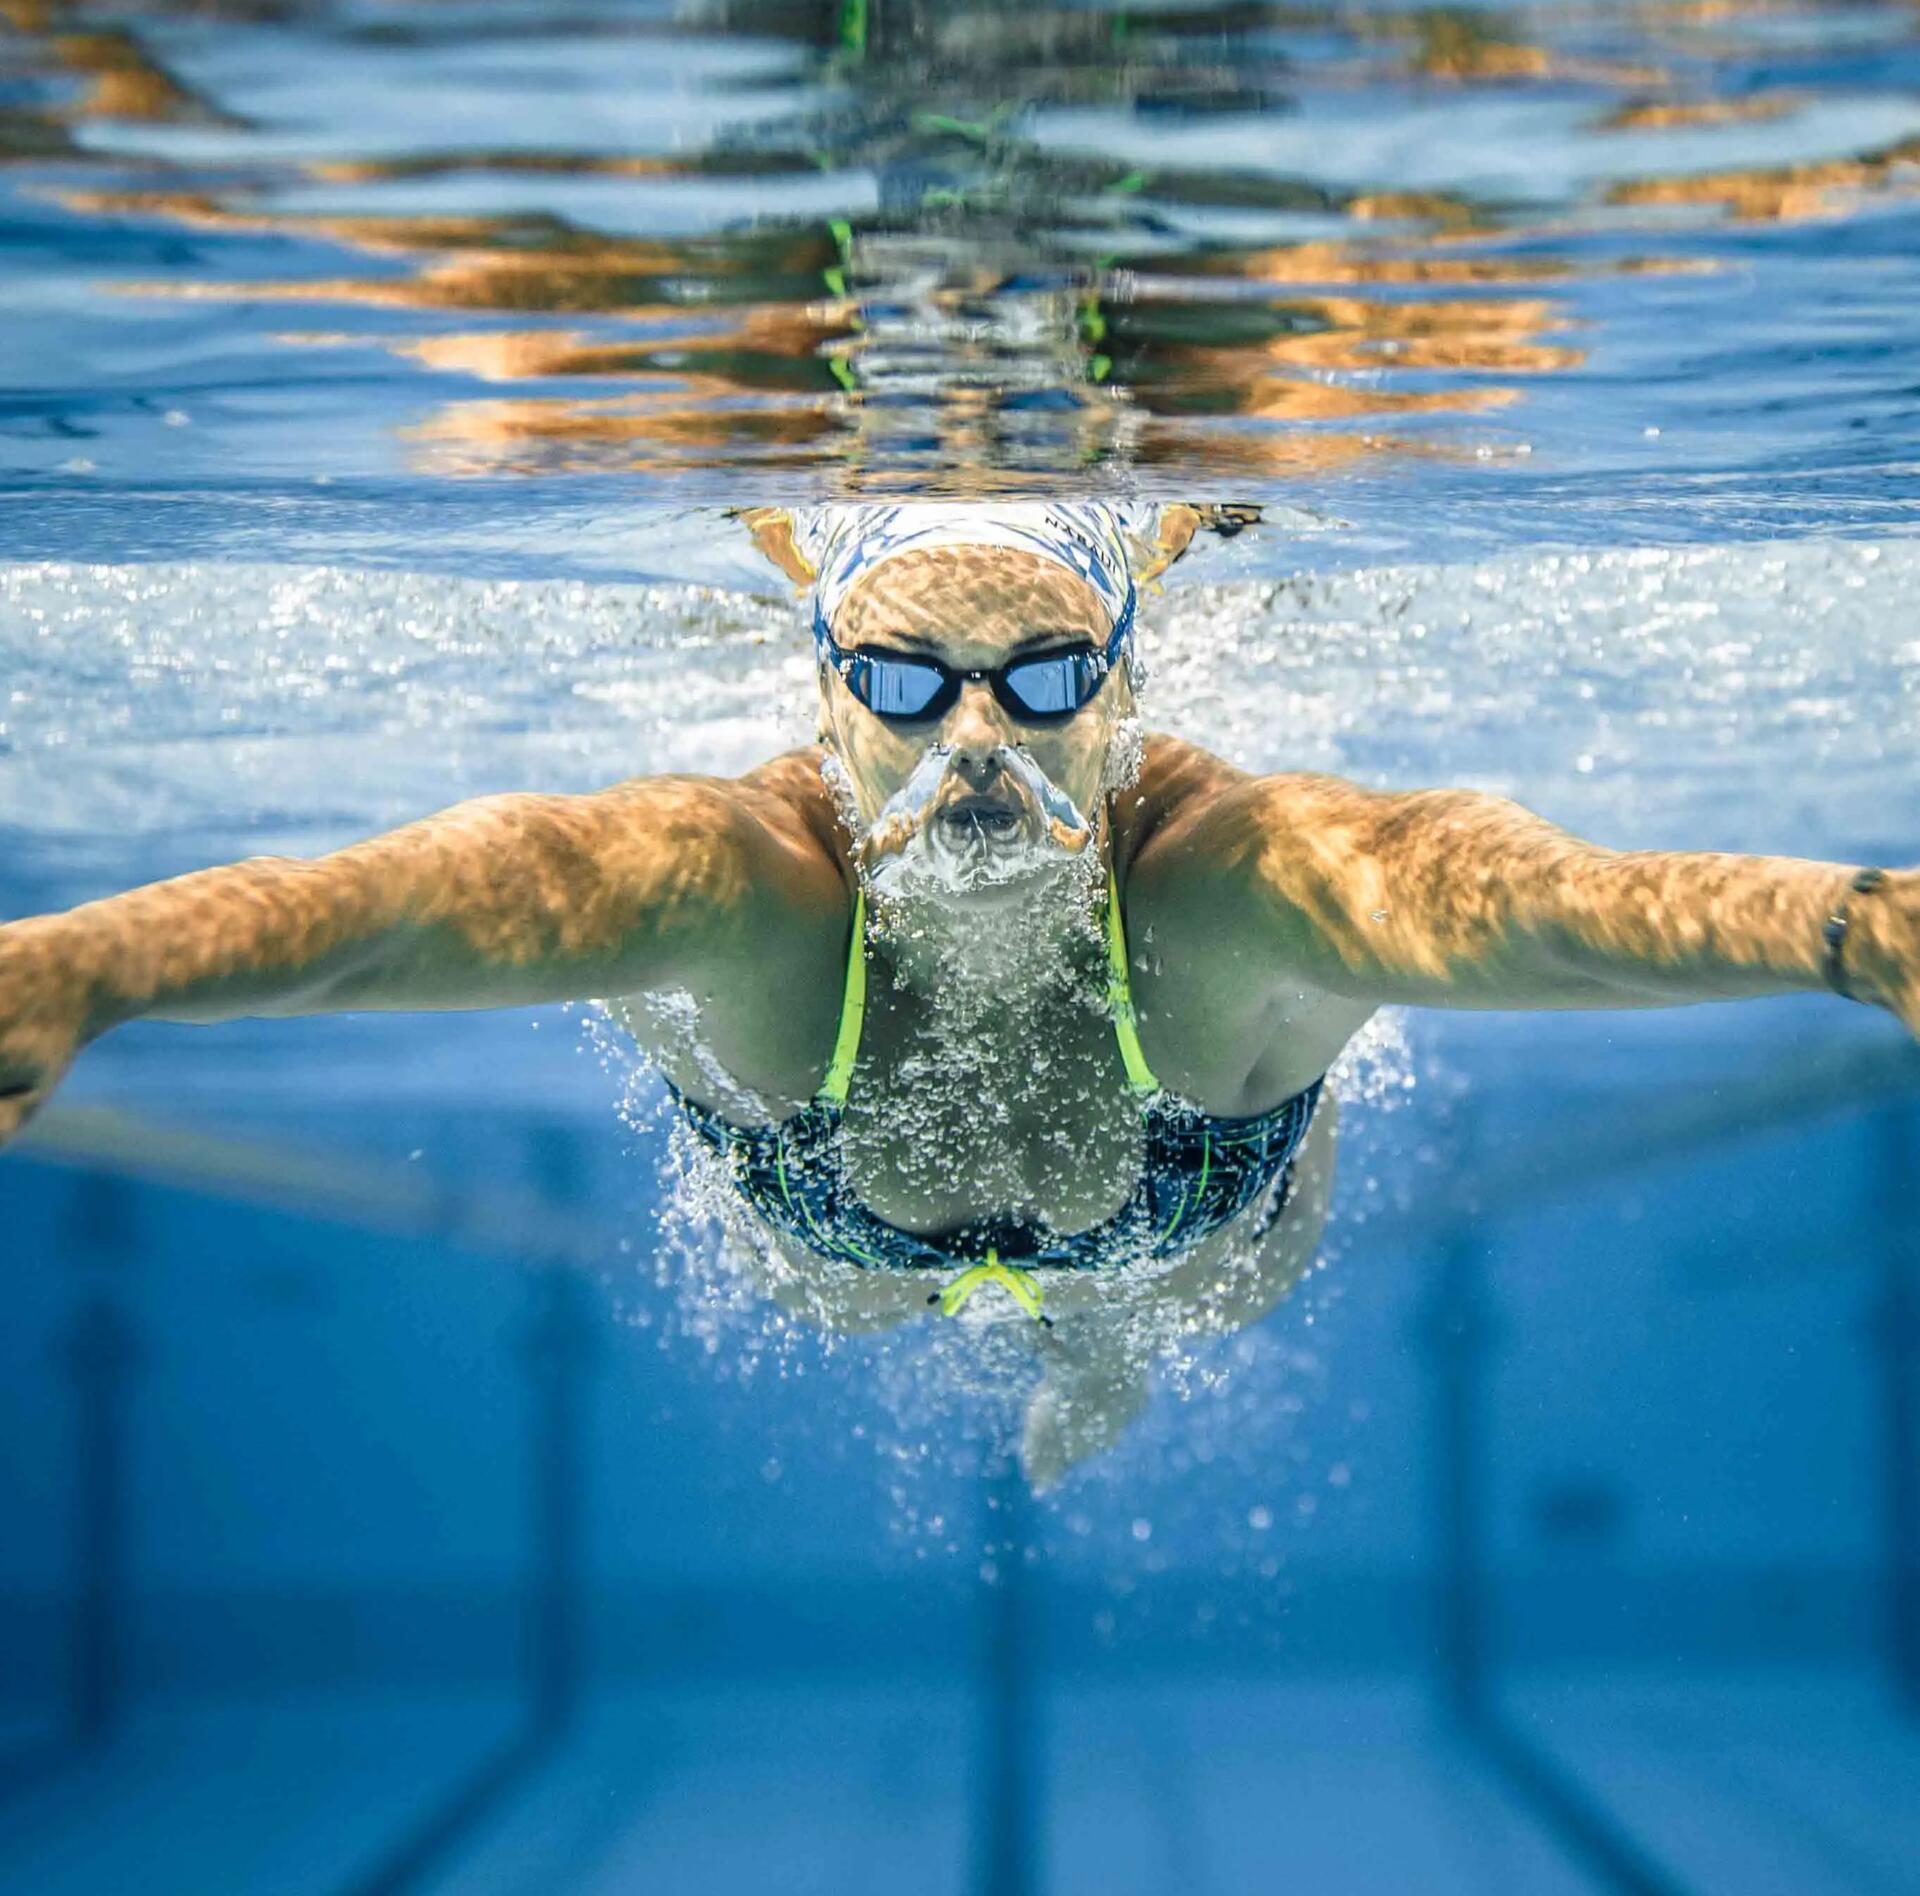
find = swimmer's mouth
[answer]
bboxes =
[937,794,1025,839]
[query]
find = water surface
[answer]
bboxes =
[3,0,1919,574]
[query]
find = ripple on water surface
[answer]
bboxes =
[2,0,1920,568]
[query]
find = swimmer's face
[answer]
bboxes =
[816,546,1135,893]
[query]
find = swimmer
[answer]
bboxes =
[2,501,1916,1484]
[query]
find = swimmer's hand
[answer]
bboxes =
[0,919,92,1148]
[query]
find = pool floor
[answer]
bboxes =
[0,1673,1913,1894]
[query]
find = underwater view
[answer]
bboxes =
[2,0,1919,1890]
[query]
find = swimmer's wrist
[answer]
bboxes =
[1824,867,1901,1011]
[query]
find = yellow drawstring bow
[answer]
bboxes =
[930,1247,1049,1324]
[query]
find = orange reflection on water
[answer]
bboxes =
[47,29,221,122]
[151,246,831,315]
[393,314,856,393]
[1128,366,1516,423]
[1598,92,1801,133]
[1255,295,1581,377]
[0,0,226,125]
[304,150,817,185]
[1174,243,1578,288]
[62,188,554,256]
[1130,422,1493,481]
[1357,8,1665,86]
[1347,189,1497,236]
[404,392,847,476]
[65,186,841,315]
[40,0,1920,497]
[1609,134,1920,221]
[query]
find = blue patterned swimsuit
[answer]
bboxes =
[665,871,1325,1300]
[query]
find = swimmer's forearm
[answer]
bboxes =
[1466,836,1850,1006]
[15,780,759,1031]
[1255,780,1907,1013]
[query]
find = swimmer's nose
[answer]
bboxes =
[944,680,1013,786]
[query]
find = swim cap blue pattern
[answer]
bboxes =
[794,502,1158,629]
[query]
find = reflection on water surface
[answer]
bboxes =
[4,0,1920,542]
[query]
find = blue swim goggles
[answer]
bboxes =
[812,589,1135,726]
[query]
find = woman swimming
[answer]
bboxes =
[1,501,1915,1479]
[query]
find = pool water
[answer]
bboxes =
[2,3,1918,1893]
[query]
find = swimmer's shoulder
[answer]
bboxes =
[1116,734,1362,876]
[734,747,851,855]
[1112,733,1249,863]
[578,747,850,977]
[1119,738,1381,1073]
[586,748,850,899]
[594,749,852,1099]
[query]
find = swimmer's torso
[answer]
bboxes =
[833,960,1149,1236]
[610,733,1372,1246]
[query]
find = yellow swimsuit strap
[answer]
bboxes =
[1104,865,1160,1095]
[820,867,1155,1108]
[815,884,868,1109]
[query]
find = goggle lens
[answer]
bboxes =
[859,654,948,719]
[999,652,1088,719]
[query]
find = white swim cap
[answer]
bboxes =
[793,502,1158,630]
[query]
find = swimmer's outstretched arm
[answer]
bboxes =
[0,757,844,1145]
[1157,766,1919,1035]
